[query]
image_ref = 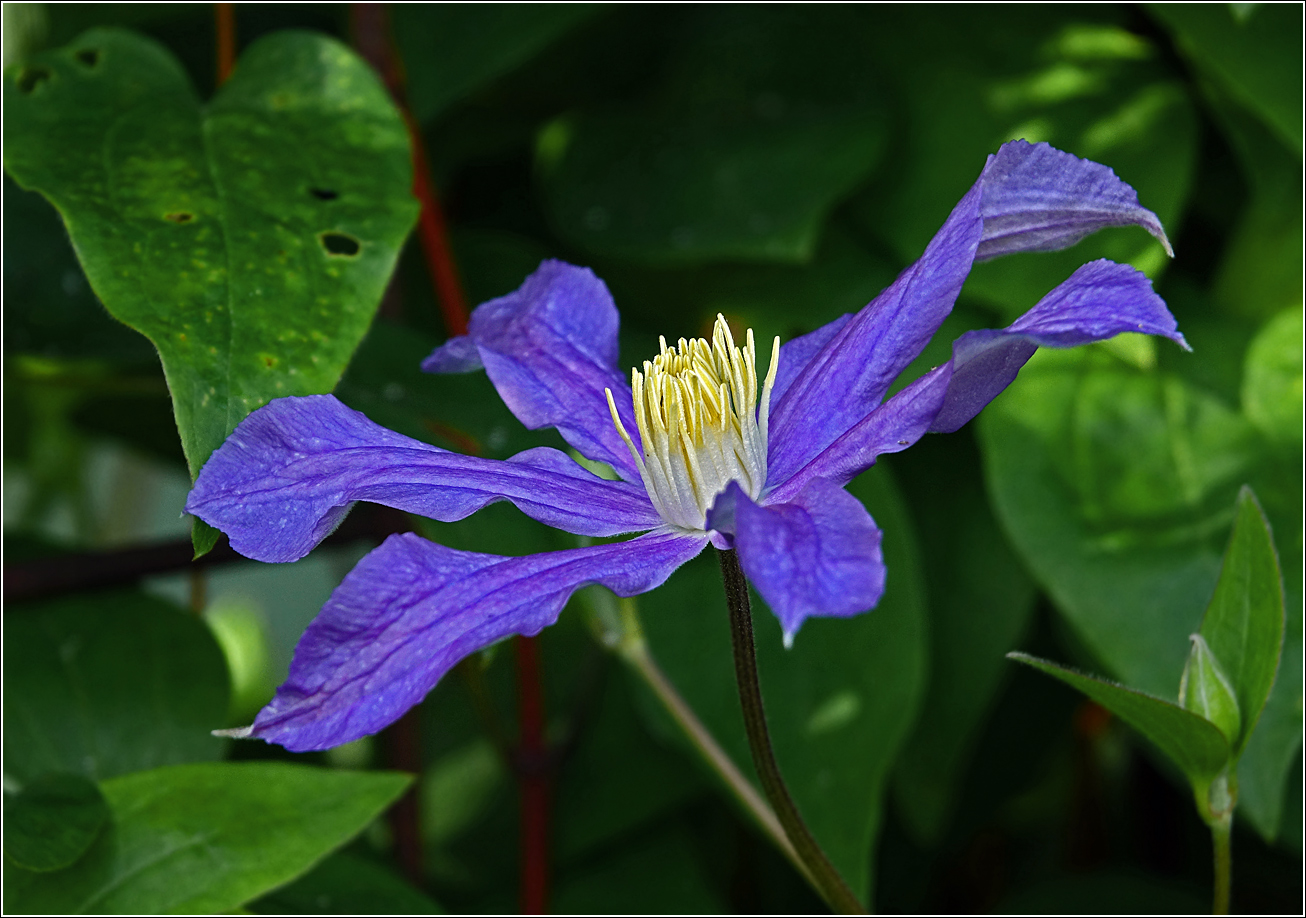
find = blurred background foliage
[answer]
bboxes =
[3,3,1301,913]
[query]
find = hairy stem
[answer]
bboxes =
[718,549,866,914]
[1211,815,1231,914]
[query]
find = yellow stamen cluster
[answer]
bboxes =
[607,314,780,530]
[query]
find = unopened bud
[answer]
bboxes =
[1178,634,1241,744]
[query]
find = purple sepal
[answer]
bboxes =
[772,258,1187,492]
[766,140,1174,486]
[708,480,885,643]
[930,259,1187,433]
[420,260,643,482]
[245,528,707,751]
[422,334,482,373]
[185,395,659,563]
[975,141,1172,260]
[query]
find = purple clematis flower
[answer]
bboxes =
[187,141,1187,752]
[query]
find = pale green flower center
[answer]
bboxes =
[607,314,779,530]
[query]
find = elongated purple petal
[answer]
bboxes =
[707,479,884,643]
[772,259,1186,495]
[766,141,1172,485]
[975,141,1172,260]
[232,528,706,751]
[186,394,660,563]
[422,260,643,482]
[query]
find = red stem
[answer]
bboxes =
[215,4,235,85]
[350,5,549,908]
[516,635,550,913]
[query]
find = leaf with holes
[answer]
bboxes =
[2,28,418,551]
[2,762,412,915]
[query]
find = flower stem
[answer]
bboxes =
[718,549,867,914]
[1210,815,1231,915]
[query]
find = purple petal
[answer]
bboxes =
[772,259,1186,493]
[421,260,643,482]
[186,394,660,563]
[766,140,1172,485]
[975,140,1172,260]
[238,528,706,751]
[707,479,884,644]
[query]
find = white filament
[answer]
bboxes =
[606,314,780,530]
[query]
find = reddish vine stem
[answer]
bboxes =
[351,5,550,909]
[214,4,235,85]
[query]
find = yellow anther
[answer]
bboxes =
[607,314,780,531]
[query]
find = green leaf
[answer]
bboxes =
[1242,307,1304,446]
[1146,2,1303,156]
[3,773,109,872]
[551,819,726,914]
[978,345,1303,840]
[3,762,412,915]
[538,6,889,265]
[888,434,1039,846]
[395,4,600,124]
[1008,653,1230,787]
[2,28,418,490]
[3,589,230,783]
[1178,634,1241,745]
[552,664,708,864]
[636,462,927,905]
[1198,487,1286,756]
[249,850,443,915]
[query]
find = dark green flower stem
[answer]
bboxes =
[719,549,867,914]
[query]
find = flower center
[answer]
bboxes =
[606,314,779,530]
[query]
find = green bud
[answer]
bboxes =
[1178,634,1241,744]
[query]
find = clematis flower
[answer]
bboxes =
[187,141,1186,752]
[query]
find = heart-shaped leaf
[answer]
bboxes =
[3,28,418,552]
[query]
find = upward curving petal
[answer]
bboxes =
[766,141,1172,485]
[771,258,1186,498]
[233,528,707,751]
[707,479,884,645]
[422,260,643,482]
[186,394,660,563]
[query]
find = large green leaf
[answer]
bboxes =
[2,28,418,494]
[1199,488,1285,756]
[3,762,412,915]
[538,5,889,265]
[1146,2,1303,156]
[1008,653,1230,789]
[3,589,229,783]
[888,434,1039,846]
[636,463,927,905]
[2,773,109,872]
[395,4,600,124]
[979,345,1302,839]
[249,849,443,915]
